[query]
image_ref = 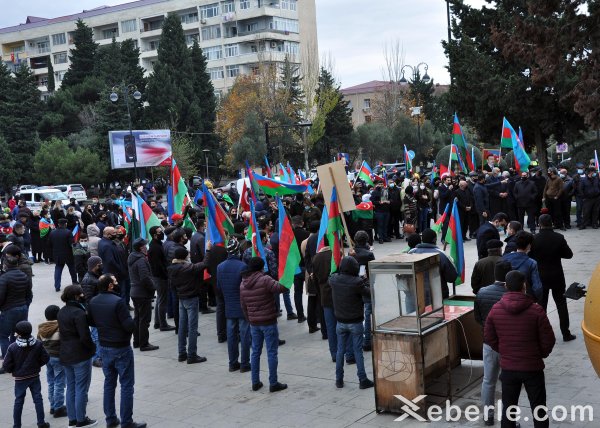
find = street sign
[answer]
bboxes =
[556,143,569,153]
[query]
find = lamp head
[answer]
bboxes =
[133,90,142,100]
[109,92,118,102]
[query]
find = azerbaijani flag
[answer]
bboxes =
[595,150,599,171]
[358,161,374,186]
[382,169,388,187]
[452,113,474,171]
[193,189,203,205]
[132,193,162,240]
[444,198,465,286]
[430,161,438,185]
[447,144,466,175]
[245,161,259,203]
[351,201,373,223]
[39,218,53,238]
[279,163,291,183]
[252,172,308,196]
[431,202,450,233]
[471,146,477,171]
[171,158,190,215]
[167,185,174,222]
[327,186,344,274]
[72,224,80,243]
[501,118,531,172]
[247,199,268,271]
[202,183,234,247]
[316,203,329,252]
[264,156,273,178]
[277,197,301,289]
[404,145,412,172]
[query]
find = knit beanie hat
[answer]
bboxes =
[15,320,32,338]
[87,256,102,271]
[45,305,60,321]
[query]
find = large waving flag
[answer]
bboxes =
[316,203,329,252]
[351,201,373,223]
[279,163,291,183]
[202,184,234,247]
[130,193,162,240]
[452,113,474,171]
[431,202,450,234]
[444,198,465,286]
[358,161,375,186]
[244,161,259,203]
[501,118,531,172]
[247,199,268,271]
[277,197,301,289]
[404,145,412,172]
[72,224,80,243]
[447,144,466,175]
[39,218,53,238]
[171,158,190,215]
[252,172,308,196]
[327,186,344,274]
[264,156,273,178]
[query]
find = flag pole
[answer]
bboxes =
[447,143,453,176]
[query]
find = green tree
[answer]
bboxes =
[0,136,18,191]
[190,40,216,143]
[352,122,394,163]
[47,57,55,93]
[62,19,98,89]
[231,111,267,166]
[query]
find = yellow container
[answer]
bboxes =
[582,262,600,377]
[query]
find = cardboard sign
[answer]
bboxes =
[316,160,356,213]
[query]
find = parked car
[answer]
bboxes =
[55,184,88,202]
[14,185,38,197]
[18,188,70,211]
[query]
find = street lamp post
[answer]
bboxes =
[202,149,210,181]
[400,63,431,150]
[110,84,142,183]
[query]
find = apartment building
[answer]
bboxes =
[0,0,317,99]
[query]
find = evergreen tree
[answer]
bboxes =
[95,37,124,86]
[62,19,98,89]
[279,56,304,124]
[47,57,55,93]
[0,136,17,192]
[0,62,13,134]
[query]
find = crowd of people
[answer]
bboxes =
[0,154,591,427]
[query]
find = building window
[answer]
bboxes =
[102,28,118,39]
[185,33,199,45]
[180,12,198,24]
[51,33,66,46]
[200,3,220,19]
[246,22,258,32]
[239,0,250,9]
[36,41,50,54]
[251,66,260,75]
[201,24,222,40]
[53,52,68,64]
[226,64,239,78]
[55,70,66,81]
[284,41,299,55]
[270,17,299,33]
[38,76,48,87]
[364,98,371,109]
[224,43,239,57]
[203,45,223,60]
[208,66,224,80]
[214,90,222,102]
[365,115,372,123]
[121,19,137,33]
[149,40,160,50]
[222,1,235,13]
[68,32,75,44]
[281,0,296,10]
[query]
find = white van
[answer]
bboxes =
[18,188,70,211]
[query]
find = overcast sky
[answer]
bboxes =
[0,0,487,88]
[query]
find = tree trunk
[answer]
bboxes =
[535,127,547,174]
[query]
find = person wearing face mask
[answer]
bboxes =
[559,168,574,230]
[49,219,78,292]
[96,212,108,236]
[387,180,403,240]
[98,227,127,297]
[573,163,586,227]
[513,171,539,233]
[476,212,509,260]
[415,181,431,234]
[73,233,91,284]
[147,226,175,332]
[543,167,565,230]
[579,167,600,229]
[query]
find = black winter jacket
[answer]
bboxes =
[57,301,95,365]
[80,271,100,303]
[474,282,507,334]
[0,267,32,311]
[167,252,211,300]
[98,237,127,280]
[148,239,168,279]
[128,251,155,299]
[88,291,134,348]
[330,257,370,323]
[2,338,49,380]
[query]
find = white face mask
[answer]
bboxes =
[80,242,88,248]
[419,184,425,190]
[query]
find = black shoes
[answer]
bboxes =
[107,420,121,428]
[178,353,187,362]
[76,417,98,427]
[140,344,159,351]
[159,325,176,331]
[269,382,288,393]
[53,406,67,418]
[201,308,216,314]
[308,327,320,334]
[229,362,241,372]
[252,381,264,391]
[359,378,374,389]
[38,423,50,428]
[278,339,286,346]
[297,315,306,323]
[335,379,344,388]
[187,355,207,364]
[122,423,147,428]
[240,365,251,373]
[218,337,227,343]
[287,313,298,320]
[363,344,372,352]
[346,357,356,365]
[564,333,577,342]
[379,239,384,244]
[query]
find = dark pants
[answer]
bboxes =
[575,195,583,226]
[468,211,479,237]
[14,376,45,427]
[458,208,468,238]
[100,346,135,427]
[54,260,77,291]
[215,289,227,342]
[388,209,402,238]
[582,196,600,228]
[293,271,305,318]
[132,297,152,348]
[306,295,322,331]
[120,278,131,308]
[539,284,570,337]
[500,369,548,428]
[374,211,390,241]
[0,304,28,357]
[546,197,563,228]
[153,277,168,329]
[561,196,572,227]
[517,206,537,232]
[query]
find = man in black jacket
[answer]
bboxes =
[455,180,474,241]
[98,227,127,288]
[474,260,512,425]
[513,171,539,233]
[350,231,375,352]
[579,167,600,229]
[49,219,77,292]
[147,226,174,331]
[329,256,374,390]
[88,274,145,428]
[128,239,158,352]
[476,212,509,260]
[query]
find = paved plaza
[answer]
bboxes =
[0,227,598,427]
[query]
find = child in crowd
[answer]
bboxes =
[38,304,67,418]
[2,320,50,428]
[73,232,91,283]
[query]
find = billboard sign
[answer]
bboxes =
[108,130,171,169]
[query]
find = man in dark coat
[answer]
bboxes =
[579,167,600,229]
[470,239,504,294]
[49,219,77,292]
[474,260,512,425]
[147,226,174,331]
[473,174,490,226]
[98,227,126,284]
[476,212,509,260]
[484,270,555,428]
[529,214,575,341]
[455,180,474,241]
[409,229,457,298]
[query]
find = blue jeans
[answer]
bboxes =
[418,207,430,233]
[120,278,131,307]
[54,260,77,291]
[375,211,390,240]
[336,322,367,382]
[227,317,251,369]
[250,324,279,386]
[0,304,28,357]
[46,357,65,411]
[90,327,101,362]
[275,290,294,314]
[178,297,199,357]
[323,307,354,361]
[14,376,45,427]
[64,358,92,423]
[481,343,500,420]
[364,303,372,347]
[100,346,135,426]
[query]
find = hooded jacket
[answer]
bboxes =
[329,257,370,324]
[484,292,555,371]
[502,251,543,300]
[240,270,287,325]
[167,252,211,300]
[86,224,101,257]
[2,336,49,380]
[311,247,333,308]
[37,320,60,357]
[128,251,155,299]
